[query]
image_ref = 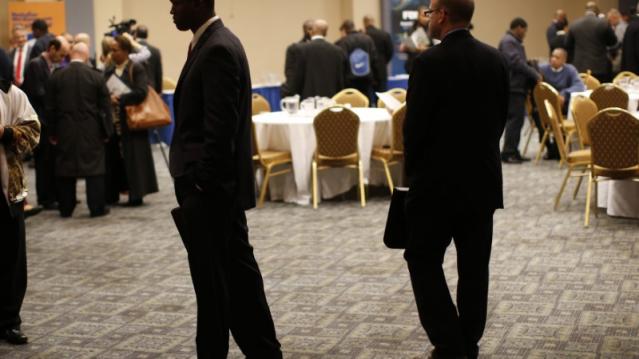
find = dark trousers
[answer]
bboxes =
[348,77,374,105]
[56,176,106,217]
[404,195,494,358]
[0,193,27,331]
[502,93,527,157]
[174,176,282,358]
[34,137,57,206]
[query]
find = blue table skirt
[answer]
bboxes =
[387,75,409,90]
[253,85,282,111]
[149,92,176,145]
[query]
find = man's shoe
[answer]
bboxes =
[501,155,523,164]
[515,154,531,162]
[41,202,59,210]
[429,349,467,359]
[0,328,28,345]
[24,204,43,218]
[90,208,110,218]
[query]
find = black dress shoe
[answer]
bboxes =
[121,199,143,207]
[24,205,43,218]
[515,154,531,162]
[501,155,523,164]
[90,208,111,218]
[0,328,28,345]
[41,202,59,210]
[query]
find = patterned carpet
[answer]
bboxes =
[0,141,638,358]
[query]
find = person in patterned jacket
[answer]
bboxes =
[0,49,41,345]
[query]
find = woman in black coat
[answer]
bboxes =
[104,35,158,206]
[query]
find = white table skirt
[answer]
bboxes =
[253,108,393,205]
[569,90,639,219]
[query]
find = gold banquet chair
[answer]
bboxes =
[589,83,629,111]
[579,71,601,90]
[332,88,370,108]
[252,93,271,115]
[312,106,366,209]
[584,108,639,227]
[162,77,177,91]
[570,96,598,149]
[251,123,292,208]
[371,104,406,193]
[544,100,591,212]
[377,88,407,108]
[613,71,638,84]
[533,82,577,163]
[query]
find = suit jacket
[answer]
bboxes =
[169,20,256,210]
[22,56,52,122]
[139,39,164,93]
[365,25,394,89]
[10,44,32,86]
[336,31,380,87]
[29,33,55,61]
[281,40,305,98]
[622,16,639,73]
[46,62,113,177]
[404,30,509,210]
[499,32,538,95]
[566,14,617,74]
[292,38,347,99]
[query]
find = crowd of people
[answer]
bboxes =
[4,19,164,218]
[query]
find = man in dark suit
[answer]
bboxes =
[621,4,639,73]
[403,0,509,357]
[336,20,379,100]
[46,43,113,218]
[169,0,282,357]
[292,19,347,99]
[135,25,164,93]
[28,19,55,61]
[363,15,394,92]
[546,9,568,53]
[9,25,32,88]
[499,18,540,164]
[566,2,618,83]
[281,19,314,98]
[22,37,70,209]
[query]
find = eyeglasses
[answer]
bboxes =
[423,8,442,17]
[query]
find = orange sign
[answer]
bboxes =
[8,1,66,36]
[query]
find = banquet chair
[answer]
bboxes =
[252,93,271,115]
[589,83,629,111]
[312,106,365,209]
[584,108,639,226]
[570,95,598,149]
[371,104,406,194]
[377,88,407,108]
[533,82,577,163]
[332,88,370,108]
[613,71,638,84]
[162,77,177,91]
[579,71,601,90]
[544,100,591,212]
[251,123,292,208]
[522,94,538,157]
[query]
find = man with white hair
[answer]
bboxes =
[73,33,97,68]
[46,43,113,218]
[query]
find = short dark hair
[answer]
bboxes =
[510,17,528,30]
[340,20,355,32]
[32,19,48,33]
[47,38,62,51]
[114,35,133,53]
[135,25,149,39]
[440,0,475,24]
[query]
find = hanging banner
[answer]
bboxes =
[8,1,67,37]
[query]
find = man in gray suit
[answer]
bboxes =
[566,1,618,83]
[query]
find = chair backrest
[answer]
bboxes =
[570,96,598,147]
[613,71,638,84]
[162,77,177,91]
[390,104,407,153]
[377,88,407,108]
[251,122,260,160]
[579,72,601,90]
[313,106,360,159]
[544,100,569,163]
[252,93,271,116]
[534,82,562,129]
[332,88,370,108]
[590,83,629,110]
[588,108,639,171]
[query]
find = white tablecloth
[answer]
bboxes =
[253,108,393,205]
[569,90,639,219]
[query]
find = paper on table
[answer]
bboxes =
[106,75,131,97]
[376,92,403,113]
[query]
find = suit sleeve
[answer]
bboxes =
[155,50,164,94]
[194,45,243,195]
[384,33,394,64]
[119,63,148,106]
[97,76,114,139]
[604,25,619,47]
[281,44,300,97]
[44,73,58,138]
[502,40,539,83]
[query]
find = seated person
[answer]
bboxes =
[540,48,585,114]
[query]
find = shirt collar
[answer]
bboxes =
[311,35,325,41]
[191,16,220,49]
[551,65,564,73]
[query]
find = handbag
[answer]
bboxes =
[125,64,172,130]
[383,187,409,249]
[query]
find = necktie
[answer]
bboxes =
[15,47,23,85]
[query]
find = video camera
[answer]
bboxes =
[105,17,137,36]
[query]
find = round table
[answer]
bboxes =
[569,91,639,220]
[253,108,393,205]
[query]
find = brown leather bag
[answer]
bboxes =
[125,64,171,130]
